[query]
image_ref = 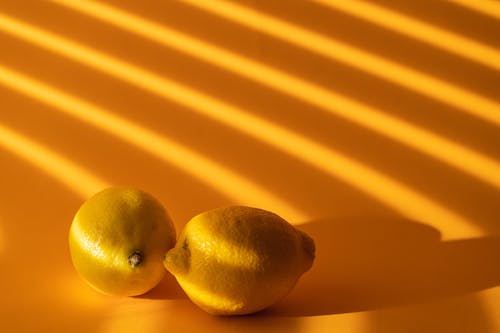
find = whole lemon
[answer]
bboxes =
[69,187,176,296]
[163,206,315,315]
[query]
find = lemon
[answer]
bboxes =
[163,206,315,315]
[69,187,176,296]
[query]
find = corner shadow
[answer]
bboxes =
[269,217,500,316]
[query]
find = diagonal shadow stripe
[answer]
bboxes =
[450,0,500,21]
[1,11,500,196]
[0,65,482,239]
[182,0,500,126]
[0,216,2,254]
[0,123,107,197]
[0,65,307,222]
[313,0,500,72]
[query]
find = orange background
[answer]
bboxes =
[0,1,499,332]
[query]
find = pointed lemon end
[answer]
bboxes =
[163,239,191,276]
[297,229,315,271]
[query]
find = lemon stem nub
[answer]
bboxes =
[128,251,144,268]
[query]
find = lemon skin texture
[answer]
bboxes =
[69,187,176,296]
[164,206,315,315]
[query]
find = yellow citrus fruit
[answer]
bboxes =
[69,187,176,296]
[163,206,315,315]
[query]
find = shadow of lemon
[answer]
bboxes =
[271,217,500,317]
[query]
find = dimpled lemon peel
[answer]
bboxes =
[163,206,315,315]
[69,187,176,296]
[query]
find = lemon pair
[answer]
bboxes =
[69,187,314,315]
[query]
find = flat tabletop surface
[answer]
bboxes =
[0,1,499,332]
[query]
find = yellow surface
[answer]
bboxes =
[0,0,499,332]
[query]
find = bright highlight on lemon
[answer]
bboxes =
[69,187,176,296]
[164,206,315,315]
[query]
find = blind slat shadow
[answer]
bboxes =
[1,28,500,234]
[0,64,480,239]
[96,0,500,101]
[451,0,500,21]
[42,1,500,192]
[182,0,500,128]
[374,0,500,46]
[73,0,500,161]
[0,5,499,200]
[0,123,107,197]
[0,66,307,221]
[0,12,495,237]
[0,85,397,224]
[313,0,500,72]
